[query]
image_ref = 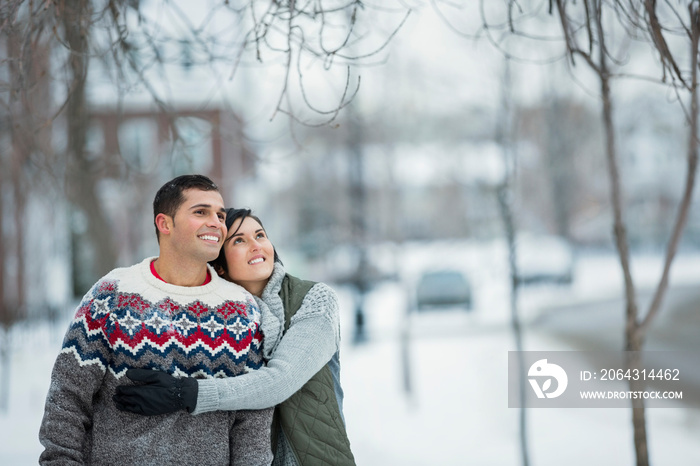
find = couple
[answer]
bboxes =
[39,175,355,465]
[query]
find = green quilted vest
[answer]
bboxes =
[271,274,356,466]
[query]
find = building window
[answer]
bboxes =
[118,118,158,171]
[171,117,213,175]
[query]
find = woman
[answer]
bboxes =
[115,208,356,466]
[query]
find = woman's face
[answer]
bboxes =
[221,216,275,296]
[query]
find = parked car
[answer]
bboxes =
[415,270,472,311]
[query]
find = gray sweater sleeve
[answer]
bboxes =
[194,283,340,414]
[39,284,111,464]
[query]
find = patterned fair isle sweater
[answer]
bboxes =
[39,257,273,466]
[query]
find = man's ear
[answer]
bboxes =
[155,213,173,236]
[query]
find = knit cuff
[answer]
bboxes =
[192,378,220,415]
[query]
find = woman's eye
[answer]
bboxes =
[232,238,243,244]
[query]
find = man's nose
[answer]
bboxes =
[207,212,224,227]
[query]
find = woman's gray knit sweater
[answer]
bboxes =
[195,264,342,465]
[194,263,341,414]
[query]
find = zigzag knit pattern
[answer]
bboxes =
[61,258,263,379]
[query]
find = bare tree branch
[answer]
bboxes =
[640,1,700,335]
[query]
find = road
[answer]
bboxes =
[530,284,700,406]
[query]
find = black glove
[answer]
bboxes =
[113,368,198,416]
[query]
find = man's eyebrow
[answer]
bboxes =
[188,203,226,212]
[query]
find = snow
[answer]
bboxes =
[338,283,700,465]
[2,250,700,465]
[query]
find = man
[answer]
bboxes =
[39,175,273,465]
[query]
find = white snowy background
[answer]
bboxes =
[2,246,700,465]
[3,3,700,465]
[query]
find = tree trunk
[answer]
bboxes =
[60,0,118,288]
[346,102,368,344]
[0,326,10,413]
[597,26,649,466]
[11,167,27,315]
[2,1,44,325]
[626,340,648,466]
[497,183,529,466]
[496,57,530,466]
[0,178,7,414]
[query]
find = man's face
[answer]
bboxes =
[163,188,227,263]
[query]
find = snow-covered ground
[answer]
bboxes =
[1,249,699,465]
[339,282,700,466]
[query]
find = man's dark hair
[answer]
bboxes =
[210,208,281,276]
[153,174,219,241]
